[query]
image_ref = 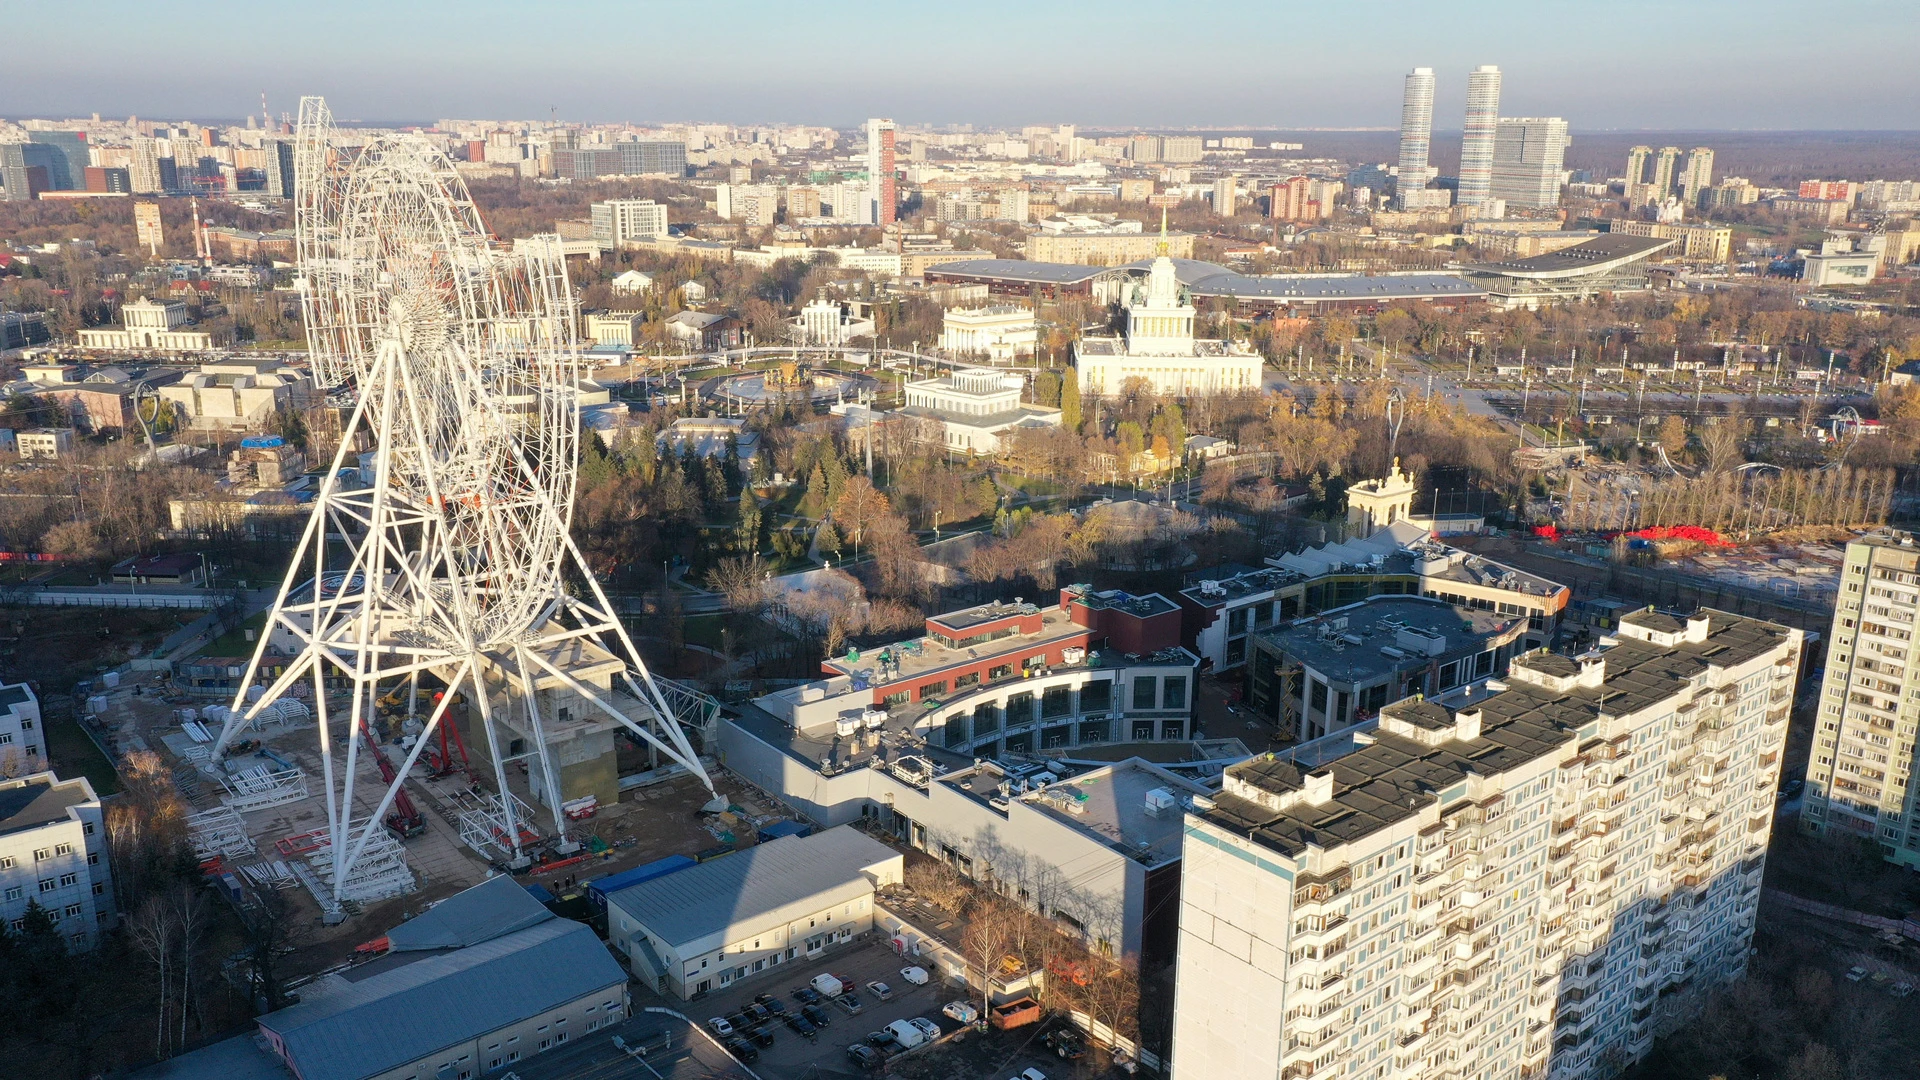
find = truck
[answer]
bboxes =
[989,996,1044,1030]
[884,1018,930,1049]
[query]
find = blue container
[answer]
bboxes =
[585,854,697,913]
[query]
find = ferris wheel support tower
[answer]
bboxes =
[209,97,718,903]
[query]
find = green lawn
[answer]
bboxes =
[683,614,726,650]
[201,611,268,659]
[45,713,119,794]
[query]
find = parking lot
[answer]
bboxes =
[687,937,965,1074]
[669,937,1116,1080]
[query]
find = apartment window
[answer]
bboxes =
[33,848,50,862]
[955,671,980,690]
[92,882,104,895]
[0,857,12,870]
[63,904,80,918]
[882,690,909,707]
[1163,676,1188,710]
[3,886,20,901]
[918,680,947,701]
[1006,691,1034,723]
[53,843,72,857]
[988,664,1014,681]
[86,852,98,865]
[1080,680,1112,713]
[58,873,77,888]
[37,878,55,893]
[1228,608,1249,635]
[1042,686,1072,718]
[1133,676,1158,709]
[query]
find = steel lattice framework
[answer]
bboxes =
[211,97,716,900]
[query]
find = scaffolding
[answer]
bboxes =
[457,790,540,858]
[303,823,415,902]
[187,805,257,860]
[220,765,310,812]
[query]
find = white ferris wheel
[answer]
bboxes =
[210,97,718,902]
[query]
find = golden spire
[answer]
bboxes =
[1157,203,1169,256]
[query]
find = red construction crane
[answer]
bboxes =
[359,720,426,840]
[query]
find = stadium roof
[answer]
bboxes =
[257,878,627,1080]
[608,826,900,949]
[922,259,1116,285]
[1461,234,1674,280]
[1119,258,1485,303]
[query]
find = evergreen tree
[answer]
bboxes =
[816,518,843,558]
[799,463,830,519]
[1061,369,1083,433]
[736,485,762,552]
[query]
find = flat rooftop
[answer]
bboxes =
[1256,595,1523,686]
[1203,610,1792,859]
[0,774,92,838]
[932,757,1208,868]
[822,602,1089,683]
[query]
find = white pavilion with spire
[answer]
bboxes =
[1072,211,1262,397]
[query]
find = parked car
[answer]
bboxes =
[812,972,847,997]
[1014,1069,1049,1080]
[785,1013,818,1038]
[909,1017,940,1039]
[803,1003,835,1028]
[726,1012,753,1032]
[743,1002,770,1022]
[866,980,894,1001]
[707,1017,734,1037]
[835,992,865,1014]
[847,1043,882,1069]
[793,985,822,1004]
[943,1000,980,1023]
[866,1030,899,1048]
[900,965,930,985]
[745,1025,777,1048]
[755,993,788,1015]
[1847,966,1870,982]
[722,1037,759,1063]
[838,975,858,996]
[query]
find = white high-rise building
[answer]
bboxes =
[589,199,668,249]
[1489,117,1570,210]
[1804,531,1920,867]
[1394,67,1440,210]
[1458,65,1502,208]
[1212,176,1238,217]
[129,135,164,195]
[1677,148,1715,209]
[1172,607,1798,1080]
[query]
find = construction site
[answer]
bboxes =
[78,658,767,961]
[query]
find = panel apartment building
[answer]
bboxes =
[1172,608,1798,1080]
[1804,530,1920,865]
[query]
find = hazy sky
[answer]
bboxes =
[11,0,1918,130]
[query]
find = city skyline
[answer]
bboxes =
[7,1,1919,130]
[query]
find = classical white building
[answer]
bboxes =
[610,270,654,295]
[76,298,215,352]
[1074,244,1261,397]
[16,427,74,460]
[155,358,299,430]
[940,305,1037,362]
[1172,608,1799,1080]
[583,311,644,348]
[0,769,116,950]
[791,295,874,346]
[898,367,1060,454]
